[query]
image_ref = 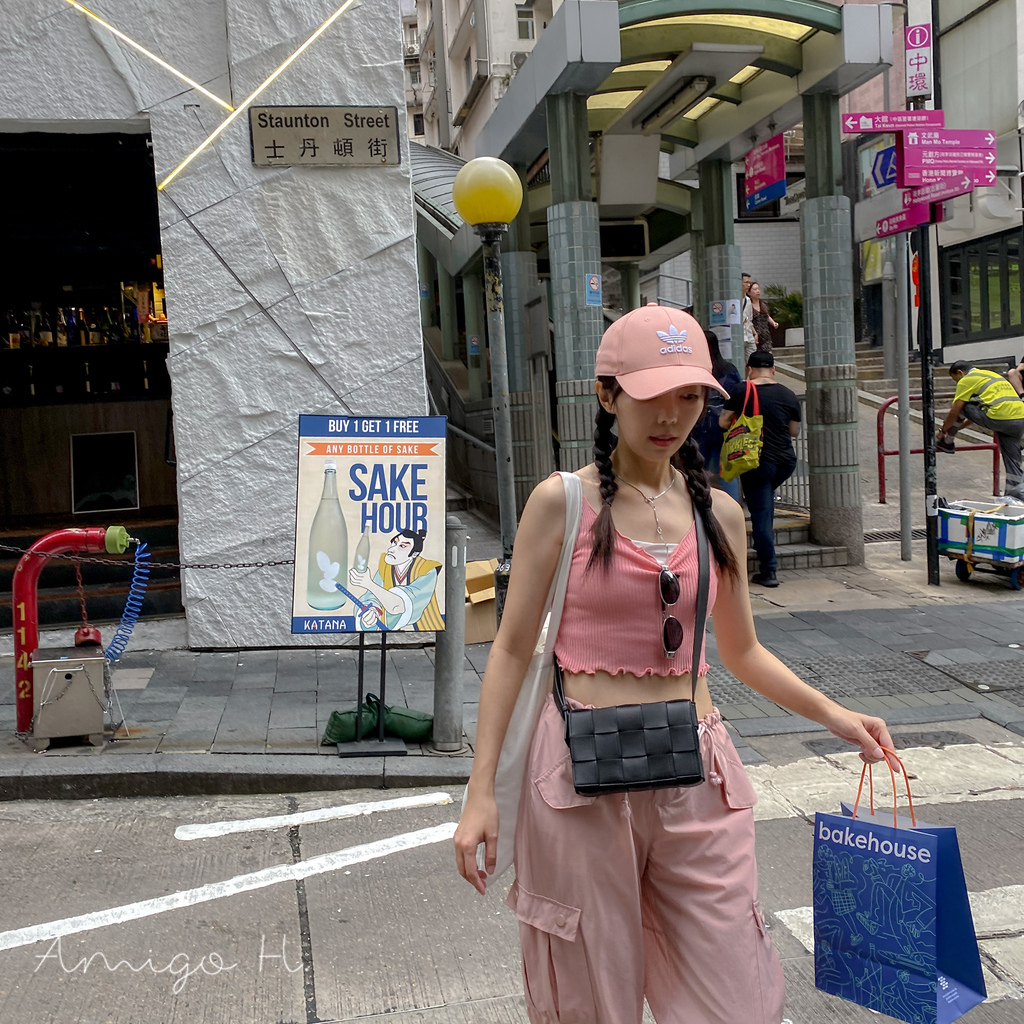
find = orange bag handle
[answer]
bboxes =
[743,379,760,418]
[851,746,917,829]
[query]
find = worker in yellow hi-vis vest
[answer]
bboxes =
[349,529,444,631]
[937,360,1024,500]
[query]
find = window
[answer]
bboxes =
[517,7,535,40]
[941,227,1024,345]
[413,113,424,137]
[409,67,420,86]
[464,51,473,90]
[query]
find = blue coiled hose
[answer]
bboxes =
[105,541,151,665]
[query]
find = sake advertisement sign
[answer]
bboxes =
[291,416,447,634]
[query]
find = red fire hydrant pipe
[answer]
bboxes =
[13,527,130,734]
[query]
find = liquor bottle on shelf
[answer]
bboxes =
[8,310,23,349]
[19,311,33,349]
[102,306,126,345]
[76,308,89,346]
[35,309,53,347]
[65,305,79,346]
[83,360,91,394]
[87,310,102,347]
[1,311,12,349]
[27,362,35,397]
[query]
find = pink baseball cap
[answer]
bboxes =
[595,303,729,400]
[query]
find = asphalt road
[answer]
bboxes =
[0,723,1021,1024]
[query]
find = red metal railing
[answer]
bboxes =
[876,393,1000,504]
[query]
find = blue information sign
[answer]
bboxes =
[872,146,898,190]
[744,177,787,212]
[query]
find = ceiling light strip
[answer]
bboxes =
[64,1,234,111]
[158,0,358,191]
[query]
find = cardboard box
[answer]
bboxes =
[465,598,497,645]
[464,558,499,644]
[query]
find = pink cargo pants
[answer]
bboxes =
[507,695,785,1024]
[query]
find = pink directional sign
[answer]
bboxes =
[896,128,997,187]
[902,174,973,209]
[899,165,997,187]
[876,205,931,239]
[842,110,944,133]
[744,134,785,196]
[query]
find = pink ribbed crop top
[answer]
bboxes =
[553,498,717,678]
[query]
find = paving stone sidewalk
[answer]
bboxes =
[1,597,1022,800]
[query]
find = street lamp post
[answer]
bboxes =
[451,157,524,623]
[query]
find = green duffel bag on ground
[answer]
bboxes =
[321,701,379,745]
[367,692,434,742]
[720,380,763,482]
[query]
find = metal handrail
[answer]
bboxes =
[447,422,495,454]
[876,392,1000,504]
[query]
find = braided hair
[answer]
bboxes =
[587,376,740,579]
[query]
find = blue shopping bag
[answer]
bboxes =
[813,774,986,1023]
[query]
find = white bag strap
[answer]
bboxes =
[541,472,583,653]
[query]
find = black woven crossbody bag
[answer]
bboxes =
[553,511,710,796]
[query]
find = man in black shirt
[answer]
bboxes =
[720,351,802,587]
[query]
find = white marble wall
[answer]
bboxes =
[1,1,425,648]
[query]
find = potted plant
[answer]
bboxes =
[764,284,803,347]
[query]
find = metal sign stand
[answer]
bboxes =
[335,632,408,757]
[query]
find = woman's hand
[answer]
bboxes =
[820,705,898,767]
[453,789,499,895]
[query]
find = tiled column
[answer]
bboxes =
[548,201,603,470]
[802,196,863,564]
[462,272,486,402]
[546,92,603,472]
[699,160,742,361]
[437,264,458,361]
[801,92,863,564]
[416,241,435,329]
[705,244,743,363]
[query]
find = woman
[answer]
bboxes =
[454,305,895,1024]
[749,280,778,353]
[691,329,742,500]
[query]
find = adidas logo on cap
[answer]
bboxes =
[656,325,692,355]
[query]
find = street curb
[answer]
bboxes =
[1,706,1018,801]
[0,753,474,801]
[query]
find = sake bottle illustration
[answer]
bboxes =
[353,531,370,573]
[306,460,349,611]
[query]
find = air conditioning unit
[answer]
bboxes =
[511,51,529,72]
[406,45,418,55]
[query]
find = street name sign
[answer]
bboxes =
[876,206,932,239]
[843,110,944,133]
[896,128,997,187]
[249,106,401,167]
[744,133,786,211]
[902,174,973,208]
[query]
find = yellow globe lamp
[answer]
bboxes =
[451,157,523,227]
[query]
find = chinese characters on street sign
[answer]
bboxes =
[249,106,401,167]
[842,110,944,133]
[896,129,998,187]
[905,24,932,99]
[744,133,786,211]
[902,175,974,209]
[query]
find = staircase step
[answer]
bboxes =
[746,542,849,570]
[0,578,183,630]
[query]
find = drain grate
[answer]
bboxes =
[864,528,927,543]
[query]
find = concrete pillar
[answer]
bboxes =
[699,159,742,362]
[416,241,436,329]
[502,164,537,395]
[462,272,487,402]
[621,263,641,311]
[437,264,458,362]
[689,187,706,323]
[546,92,603,471]
[801,92,864,565]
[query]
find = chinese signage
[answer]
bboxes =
[843,110,944,133]
[249,106,400,167]
[905,24,933,99]
[585,273,603,306]
[744,133,786,211]
[896,129,998,187]
[291,416,446,634]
